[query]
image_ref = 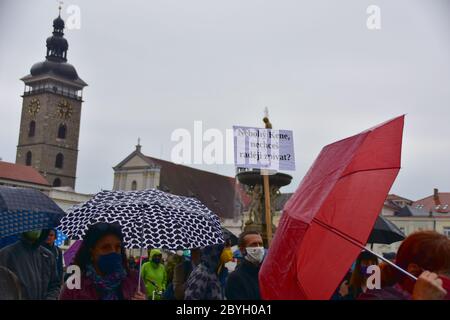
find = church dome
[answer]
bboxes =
[30,60,79,80]
[23,9,87,87]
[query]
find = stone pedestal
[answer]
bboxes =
[237,170,292,246]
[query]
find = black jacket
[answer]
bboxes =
[0,239,60,300]
[225,259,261,300]
[42,243,64,284]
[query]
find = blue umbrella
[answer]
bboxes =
[0,234,20,249]
[0,186,65,239]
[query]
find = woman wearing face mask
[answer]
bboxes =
[225,231,265,300]
[359,231,450,300]
[337,251,379,300]
[217,240,234,296]
[59,223,146,300]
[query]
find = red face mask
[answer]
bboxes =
[439,275,450,300]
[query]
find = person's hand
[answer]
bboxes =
[131,291,147,300]
[412,271,447,300]
[339,280,349,297]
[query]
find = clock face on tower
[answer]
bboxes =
[27,98,41,117]
[57,99,73,120]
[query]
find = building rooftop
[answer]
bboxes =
[0,161,50,187]
[413,189,450,214]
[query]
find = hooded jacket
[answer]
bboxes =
[0,238,60,300]
[184,244,225,300]
[141,249,167,299]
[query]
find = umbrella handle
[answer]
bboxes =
[137,247,143,293]
[362,246,418,281]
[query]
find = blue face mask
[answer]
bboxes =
[97,252,124,275]
[360,265,369,276]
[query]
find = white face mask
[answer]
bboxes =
[245,247,265,265]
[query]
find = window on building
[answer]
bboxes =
[55,153,64,169]
[28,121,36,137]
[53,178,61,187]
[57,124,67,139]
[25,151,32,166]
[443,227,450,238]
[131,180,137,190]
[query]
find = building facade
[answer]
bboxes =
[113,143,247,235]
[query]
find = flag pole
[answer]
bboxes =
[137,247,143,292]
[263,109,273,247]
[263,173,272,246]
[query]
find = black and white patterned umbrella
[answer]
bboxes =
[58,189,224,249]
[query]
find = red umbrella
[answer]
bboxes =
[259,116,406,300]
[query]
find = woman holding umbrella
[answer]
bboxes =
[60,223,146,300]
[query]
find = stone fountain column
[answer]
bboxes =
[237,170,292,247]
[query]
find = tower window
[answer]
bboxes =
[131,180,137,190]
[58,124,67,139]
[25,151,32,166]
[55,153,64,169]
[53,178,61,187]
[28,121,36,137]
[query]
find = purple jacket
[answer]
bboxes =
[358,284,411,300]
[60,270,146,300]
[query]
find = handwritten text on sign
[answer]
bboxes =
[233,126,295,171]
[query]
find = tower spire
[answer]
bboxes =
[45,2,68,62]
[136,138,142,152]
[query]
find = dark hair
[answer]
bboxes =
[349,251,379,297]
[73,222,129,273]
[238,231,262,248]
[42,228,57,240]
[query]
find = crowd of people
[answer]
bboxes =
[332,231,450,300]
[1,222,450,300]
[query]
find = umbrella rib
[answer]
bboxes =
[339,166,401,181]
[312,218,418,281]
[312,218,365,247]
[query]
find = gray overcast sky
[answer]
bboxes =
[1,0,449,200]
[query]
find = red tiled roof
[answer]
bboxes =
[144,156,249,219]
[0,161,50,186]
[413,193,450,214]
